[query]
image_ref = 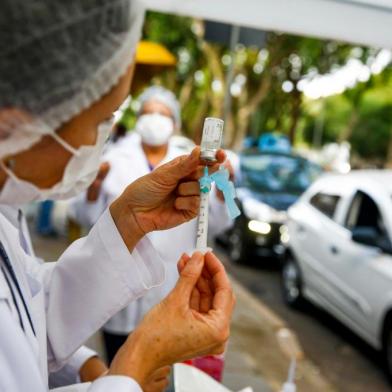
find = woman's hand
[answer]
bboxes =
[79,356,108,382]
[108,252,235,387]
[110,147,225,250]
[86,162,110,202]
[144,366,171,392]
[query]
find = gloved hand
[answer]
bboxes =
[108,251,235,388]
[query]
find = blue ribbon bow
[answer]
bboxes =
[199,166,241,220]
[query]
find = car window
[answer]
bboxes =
[309,192,340,219]
[240,154,322,194]
[345,191,387,237]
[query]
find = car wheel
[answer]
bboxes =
[383,320,392,382]
[281,255,303,308]
[228,221,251,264]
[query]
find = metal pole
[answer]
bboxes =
[223,25,241,147]
[313,99,325,148]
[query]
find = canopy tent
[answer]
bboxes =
[142,0,392,49]
[136,41,177,66]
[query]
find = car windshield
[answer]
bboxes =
[240,154,321,194]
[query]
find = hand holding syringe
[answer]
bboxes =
[196,118,240,253]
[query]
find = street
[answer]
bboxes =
[216,246,392,392]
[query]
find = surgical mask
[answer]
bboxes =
[0,120,113,204]
[135,113,174,146]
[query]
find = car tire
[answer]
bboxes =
[228,220,252,264]
[383,318,392,383]
[281,254,304,308]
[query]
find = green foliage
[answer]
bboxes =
[351,104,392,159]
[133,11,392,163]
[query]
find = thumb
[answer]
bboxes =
[174,251,204,300]
[158,147,200,183]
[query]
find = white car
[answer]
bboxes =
[281,170,392,378]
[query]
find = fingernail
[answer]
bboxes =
[193,251,203,263]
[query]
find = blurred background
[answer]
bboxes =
[121,10,392,169]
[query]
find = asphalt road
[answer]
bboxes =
[216,247,392,392]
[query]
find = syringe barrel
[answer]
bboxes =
[196,191,209,251]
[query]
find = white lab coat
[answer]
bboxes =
[70,133,232,334]
[0,206,165,391]
[0,205,99,389]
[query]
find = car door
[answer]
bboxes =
[289,190,346,306]
[327,189,392,343]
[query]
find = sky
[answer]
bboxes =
[300,49,391,99]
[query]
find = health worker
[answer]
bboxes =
[0,1,235,392]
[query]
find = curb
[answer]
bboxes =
[228,274,337,392]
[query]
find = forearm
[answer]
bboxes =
[45,209,164,371]
[109,198,144,251]
[108,329,155,388]
[79,356,108,383]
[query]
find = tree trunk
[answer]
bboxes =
[385,126,392,168]
[338,110,358,143]
[287,90,302,144]
[178,77,194,109]
[230,74,272,150]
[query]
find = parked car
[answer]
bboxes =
[224,150,321,264]
[282,170,392,379]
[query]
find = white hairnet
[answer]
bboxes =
[138,86,181,128]
[0,0,145,159]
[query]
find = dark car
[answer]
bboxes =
[224,150,321,264]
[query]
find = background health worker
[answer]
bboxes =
[71,86,234,361]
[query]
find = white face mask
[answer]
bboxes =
[0,120,112,204]
[135,113,174,146]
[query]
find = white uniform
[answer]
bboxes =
[0,205,100,389]
[0,206,164,391]
[71,133,232,334]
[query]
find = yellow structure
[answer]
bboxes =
[135,41,177,66]
[131,41,177,95]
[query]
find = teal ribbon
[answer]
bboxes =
[199,166,241,220]
[199,166,213,193]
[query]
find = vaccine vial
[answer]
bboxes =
[200,117,224,162]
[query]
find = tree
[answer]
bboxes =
[129,11,391,164]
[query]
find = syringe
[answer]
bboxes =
[196,188,210,252]
[196,118,224,253]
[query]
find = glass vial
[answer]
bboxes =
[200,117,224,162]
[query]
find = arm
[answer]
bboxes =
[68,162,111,228]
[37,209,165,372]
[49,346,107,388]
[52,251,235,392]
[33,148,224,371]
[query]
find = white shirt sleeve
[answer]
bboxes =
[68,192,108,229]
[24,208,165,372]
[67,346,98,375]
[49,346,98,388]
[51,376,142,392]
[1,286,143,392]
